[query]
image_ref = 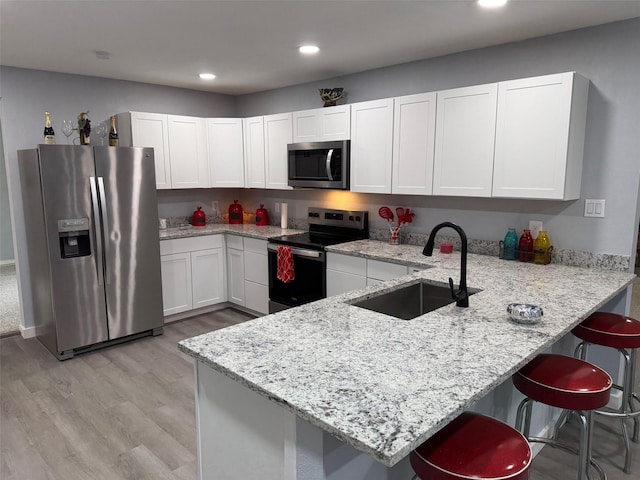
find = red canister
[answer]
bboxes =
[192,206,206,226]
[255,204,269,226]
[228,200,243,224]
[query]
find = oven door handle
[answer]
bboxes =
[268,244,325,260]
[325,149,334,181]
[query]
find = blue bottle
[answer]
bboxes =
[503,228,518,260]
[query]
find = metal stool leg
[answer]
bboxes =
[554,409,571,440]
[516,397,533,437]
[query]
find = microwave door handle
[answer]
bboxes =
[325,149,334,181]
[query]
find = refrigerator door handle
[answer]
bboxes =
[89,177,105,287]
[97,177,111,285]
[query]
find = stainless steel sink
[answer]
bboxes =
[351,281,475,320]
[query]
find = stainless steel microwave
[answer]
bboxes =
[287,140,350,189]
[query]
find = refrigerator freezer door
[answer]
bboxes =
[93,146,164,339]
[37,145,109,351]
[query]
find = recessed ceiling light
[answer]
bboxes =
[199,73,216,80]
[299,45,320,55]
[478,0,508,8]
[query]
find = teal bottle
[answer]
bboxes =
[503,228,518,260]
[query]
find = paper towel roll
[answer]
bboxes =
[281,203,288,229]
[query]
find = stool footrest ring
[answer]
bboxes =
[595,392,640,418]
[527,436,607,480]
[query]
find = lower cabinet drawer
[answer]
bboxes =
[161,234,224,255]
[244,251,268,284]
[367,259,407,281]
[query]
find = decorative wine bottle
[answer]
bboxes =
[43,112,56,144]
[108,116,119,147]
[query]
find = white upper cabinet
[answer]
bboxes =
[118,112,172,189]
[264,112,293,190]
[292,105,351,143]
[433,84,498,197]
[206,118,245,188]
[243,116,266,188]
[392,92,437,195]
[350,98,394,194]
[492,72,589,200]
[167,115,209,188]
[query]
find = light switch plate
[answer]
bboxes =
[584,199,606,218]
[529,220,543,239]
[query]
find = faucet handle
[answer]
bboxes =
[448,277,457,300]
[448,277,469,306]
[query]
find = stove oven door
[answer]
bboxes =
[267,244,326,313]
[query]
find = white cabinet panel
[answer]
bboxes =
[192,248,226,308]
[350,98,394,193]
[119,112,172,189]
[326,269,367,297]
[245,281,268,315]
[244,237,267,254]
[392,93,437,195]
[207,118,245,188]
[264,113,293,190]
[292,105,351,142]
[492,72,588,200]
[433,84,497,197]
[327,253,367,276]
[244,251,268,285]
[226,247,245,306]
[244,116,266,188]
[161,252,192,316]
[168,115,209,188]
[367,260,407,281]
[160,235,224,255]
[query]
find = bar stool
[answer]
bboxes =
[410,411,531,480]
[570,312,640,473]
[513,353,612,480]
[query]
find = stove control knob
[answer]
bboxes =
[349,215,354,221]
[355,216,361,221]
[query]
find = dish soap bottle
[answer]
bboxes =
[503,228,518,260]
[534,231,551,264]
[518,229,534,262]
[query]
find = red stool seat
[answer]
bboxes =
[513,354,611,411]
[572,312,640,349]
[410,412,531,480]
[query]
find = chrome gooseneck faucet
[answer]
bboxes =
[422,222,469,307]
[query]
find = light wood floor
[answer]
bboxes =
[1,308,639,479]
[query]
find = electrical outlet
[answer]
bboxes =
[275,202,280,213]
[529,220,543,239]
[211,201,219,214]
[584,199,605,218]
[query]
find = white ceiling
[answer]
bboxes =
[1,1,639,95]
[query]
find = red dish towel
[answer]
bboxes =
[277,246,295,283]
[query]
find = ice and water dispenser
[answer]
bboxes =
[58,218,91,258]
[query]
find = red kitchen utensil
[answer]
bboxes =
[379,206,394,222]
[396,207,405,225]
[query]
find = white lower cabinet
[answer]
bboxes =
[326,253,411,297]
[226,235,269,315]
[160,252,192,315]
[160,235,226,319]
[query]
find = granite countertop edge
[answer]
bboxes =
[178,239,636,467]
[159,223,304,240]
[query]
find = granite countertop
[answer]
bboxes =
[178,239,635,467]
[159,223,303,240]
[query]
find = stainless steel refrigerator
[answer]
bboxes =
[18,145,163,360]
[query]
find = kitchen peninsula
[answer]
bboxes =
[179,241,635,480]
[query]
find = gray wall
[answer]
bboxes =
[0,116,12,262]
[0,67,237,327]
[237,18,640,261]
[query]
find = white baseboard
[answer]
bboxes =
[0,259,16,266]
[19,325,35,339]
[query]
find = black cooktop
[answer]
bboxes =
[268,207,369,251]
[269,232,354,250]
